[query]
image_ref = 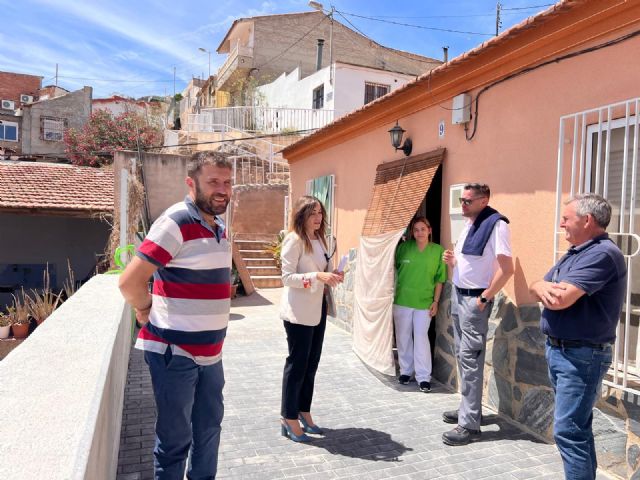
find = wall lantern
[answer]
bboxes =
[388,121,412,156]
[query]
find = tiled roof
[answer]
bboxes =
[0,161,114,213]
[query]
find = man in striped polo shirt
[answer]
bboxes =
[119,151,233,480]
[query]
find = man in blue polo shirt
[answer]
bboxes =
[530,193,626,480]
[120,151,233,480]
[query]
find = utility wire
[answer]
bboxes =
[56,75,173,83]
[337,10,495,36]
[502,3,554,11]
[334,11,439,66]
[464,28,640,140]
[253,14,329,70]
[147,128,319,150]
[337,3,555,19]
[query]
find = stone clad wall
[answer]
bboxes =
[329,247,639,479]
[330,247,357,332]
[434,283,638,479]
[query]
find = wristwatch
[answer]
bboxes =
[479,295,489,304]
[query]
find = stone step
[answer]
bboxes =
[239,249,272,259]
[235,239,273,251]
[252,276,283,288]
[247,266,281,276]
[243,257,277,267]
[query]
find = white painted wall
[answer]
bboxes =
[333,63,415,114]
[256,62,414,115]
[0,275,130,480]
[257,67,332,110]
[92,100,145,117]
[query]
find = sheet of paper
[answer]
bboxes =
[337,254,349,272]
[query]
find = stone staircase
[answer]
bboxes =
[235,235,282,288]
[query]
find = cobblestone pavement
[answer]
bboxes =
[117,289,613,479]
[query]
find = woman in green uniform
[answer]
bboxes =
[394,216,447,392]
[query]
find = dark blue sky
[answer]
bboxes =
[0,0,555,98]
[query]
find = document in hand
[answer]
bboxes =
[337,254,349,273]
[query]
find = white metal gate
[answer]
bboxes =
[555,96,640,395]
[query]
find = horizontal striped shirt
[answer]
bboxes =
[134,196,231,365]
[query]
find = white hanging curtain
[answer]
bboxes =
[352,229,405,376]
[351,147,445,375]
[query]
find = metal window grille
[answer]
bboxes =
[364,82,390,104]
[312,85,324,110]
[40,116,67,142]
[555,97,640,396]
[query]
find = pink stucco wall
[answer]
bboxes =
[288,29,640,305]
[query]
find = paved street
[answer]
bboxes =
[117,289,612,479]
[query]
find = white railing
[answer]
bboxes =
[187,107,342,135]
[555,96,640,396]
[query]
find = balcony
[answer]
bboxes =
[187,106,343,135]
[216,44,254,91]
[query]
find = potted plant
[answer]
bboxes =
[0,311,10,339]
[265,231,286,269]
[10,292,31,339]
[27,269,61,325]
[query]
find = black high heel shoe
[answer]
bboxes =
[298,414,324,435]
[281,419,311,442]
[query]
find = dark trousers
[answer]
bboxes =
[281,298,327,419]
[145,349,225,480]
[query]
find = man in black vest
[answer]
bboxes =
[530,193,626,479]
[442,183,514,446]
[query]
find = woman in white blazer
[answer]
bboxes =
[280,195,343,442]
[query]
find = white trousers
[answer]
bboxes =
[393,304,432,382]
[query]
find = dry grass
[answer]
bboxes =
[63,259,77,298]
[106,160,146,269]
[26,268,61,323]
[9,290,30,325]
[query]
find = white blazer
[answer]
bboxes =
[279,232,332,326]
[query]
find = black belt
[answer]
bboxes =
[547,336,611,350]
[455,286,486,297]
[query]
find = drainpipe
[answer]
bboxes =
[316,39,324,71]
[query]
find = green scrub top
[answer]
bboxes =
[394,240,447,310]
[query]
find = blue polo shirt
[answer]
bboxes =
[540,234,626,344]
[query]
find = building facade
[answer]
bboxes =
[282,1,640,477]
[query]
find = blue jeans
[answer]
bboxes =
[546,340,612,480]
[145,348,225,480]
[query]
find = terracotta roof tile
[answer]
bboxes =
[0,161,114,213]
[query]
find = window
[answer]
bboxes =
[0,120,18,142]
[312,84,324,110]
[41,116,67,142]
[306,174,335,244]
[364,82,390,104]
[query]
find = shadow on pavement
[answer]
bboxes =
[308,427,412,461]
[231,291,275,308]
[229,313,245,321]
[477,416,548,444]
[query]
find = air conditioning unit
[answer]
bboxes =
[20,94,34,104]
[1,100,15,110]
